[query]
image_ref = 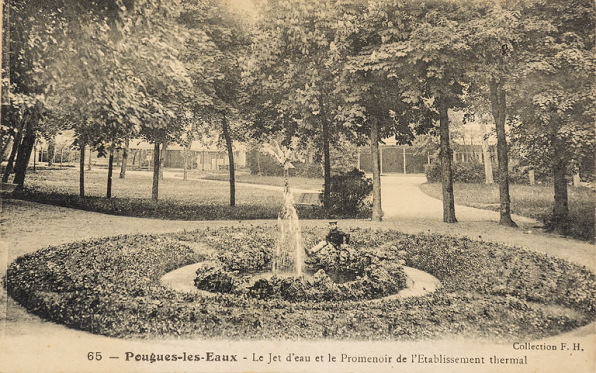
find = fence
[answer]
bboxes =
[358,146,429,174]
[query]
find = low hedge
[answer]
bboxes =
[6,226,595,341]
[425,161,493,184]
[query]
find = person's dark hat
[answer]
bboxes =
[329,221,337,224]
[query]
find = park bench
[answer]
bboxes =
[294,192,322,207]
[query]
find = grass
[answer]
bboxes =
[14,168,328,220]
[183,169,324,191]
[20,168,285,204]
[419,182,595,242]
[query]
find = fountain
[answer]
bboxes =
[188,142,415,303]
[263,141,304,276]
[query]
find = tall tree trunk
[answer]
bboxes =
[370,117,383,221]
[2,120,23,183]
[438,99,457,223]
[152,142,160,202]
[159,142,167,180]
[489,78,516,227]
[322,117,331,211]
[120,138,128,179]
[12,121,36,188]
[480,119,494,184]
[106,150,114,199]
[551,131,569,233]
[79,138,86,198]
[47,136,55,167]
[222,114,236,207]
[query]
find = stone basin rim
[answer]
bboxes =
[160,262,441,302]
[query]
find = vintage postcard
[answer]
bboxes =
[1,0,594,372]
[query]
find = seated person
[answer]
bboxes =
[307,221,350,255]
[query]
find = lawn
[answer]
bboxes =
[21,168,285,203]
[419,182,595,242]
[182,170,324,191]
[14,168,327,220]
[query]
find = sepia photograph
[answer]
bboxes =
[0,0,594,372]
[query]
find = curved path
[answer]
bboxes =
[381,175,536,223]
[0,174,594,373]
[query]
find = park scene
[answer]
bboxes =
[0,0,594,372]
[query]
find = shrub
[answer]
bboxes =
[424,162,442,183]
[248,153,285,176]
[509,165,552,185]
[248,151,324,178]
[324,168,372,216]
[425,161,495,183]
[294,162,323,178]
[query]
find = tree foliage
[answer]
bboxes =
[508,0,595,232]
[5,0,594,233]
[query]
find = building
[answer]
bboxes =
[126,140,247,171]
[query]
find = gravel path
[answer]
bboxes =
[0,175,594,373]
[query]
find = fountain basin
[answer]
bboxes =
[161,262,440,302]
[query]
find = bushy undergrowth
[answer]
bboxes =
[6,226,595,341]
[194,227,407,302]
[323,169,373,217]
[248,153,323,178]
[425,161,491,183]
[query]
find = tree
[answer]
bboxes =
[4,0,152,190]
[338,0,436,221]
[509,0,595,234]
[179,0,251,207]
[354,0,469,223]
[245,0,354,211]
[119,138,129,179]
[464,2,524,227]
[3,1,70,188]
[45,0,193,201]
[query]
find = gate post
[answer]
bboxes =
[403,147,407,174]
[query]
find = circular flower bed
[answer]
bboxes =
[194,236,408,302]
[5,225,596,341]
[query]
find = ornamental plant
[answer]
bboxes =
[323,168,373,217]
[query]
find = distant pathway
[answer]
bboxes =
[379,174,537,224]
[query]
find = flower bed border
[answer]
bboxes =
[5,226,595,341]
